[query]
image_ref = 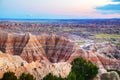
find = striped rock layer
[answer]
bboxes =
[0,31,120,70]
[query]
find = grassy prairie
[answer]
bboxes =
[94,34,120,38]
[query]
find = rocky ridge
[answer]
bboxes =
[0,53,71,80]
[0,31,78,63]
[0,31,120,79]
[0,31,120,69]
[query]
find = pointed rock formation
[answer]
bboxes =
[0,31,120,70]
[0,32,77,63]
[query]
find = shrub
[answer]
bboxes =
[19,73,36,80]
[43,72,77,80]
[66,71,76,80]
[1,72,17,80]
[43,58,98,80]
[42,73,65,80]
[71,58,99,80]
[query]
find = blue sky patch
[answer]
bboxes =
[0,0,120,19]
[112,0,120,2]
[96,4,120,14]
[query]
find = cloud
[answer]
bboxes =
[0,0,120,18]
[96,4,120,10]
[96,0,120,14]
[112,0,120,2]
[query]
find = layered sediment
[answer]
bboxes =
[0,31,120,71]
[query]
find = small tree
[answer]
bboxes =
[19,73,36,80]
[71,58,98,80]
[1,72,17,80]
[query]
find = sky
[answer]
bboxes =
[0,0,120,19]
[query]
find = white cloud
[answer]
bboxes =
[1,0,120,18]
[24,0,119,15]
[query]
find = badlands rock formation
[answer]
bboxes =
[82,43,120,70]
[0,31,78,63]
[0,53,71,80]
[0,31,120,74]
[78,50,120,70]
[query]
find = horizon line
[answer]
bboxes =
[0,18,120,20]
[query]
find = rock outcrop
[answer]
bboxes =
[0,53,71,80]
[100,71,120,80]
[0,31,77,63]
[0,31,120,70]
[82,43,120,70]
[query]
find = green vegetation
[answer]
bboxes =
[107,69,120,77]
[42,73,64,80]
[71,58,98,80]
[0,72,36,80]
[94,34,120,38]
[43,57,98,80]
[66,72,76,80]
[75,41,86,45]
[19,73,36,80]
[0,58,98,80]
[42,72,76,80]
[1,72,17,80]
[63,28,73,32]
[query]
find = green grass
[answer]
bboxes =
[75,41,86,45]
[63,28,73,31]
[94,34,120,38]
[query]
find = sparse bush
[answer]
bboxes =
[42,73,65,80]
[43,72,76,80]
[19,73,36,80]
[1,72,17,80]
[43,58,98,80]
[1,58,98,80]
[66,71,76,80]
